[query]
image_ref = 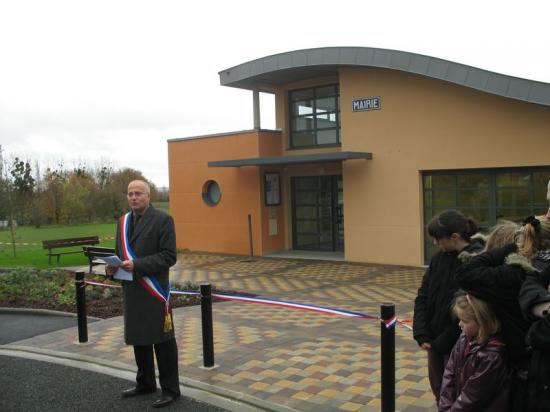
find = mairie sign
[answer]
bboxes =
[352,96,381,112]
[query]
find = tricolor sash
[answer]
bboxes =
[119,212,172,332]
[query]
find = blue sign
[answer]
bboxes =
[352,97,381,112]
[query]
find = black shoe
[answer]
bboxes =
[152,393,179,408]
[121,386,157,398]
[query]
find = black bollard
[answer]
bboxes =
[381,303,395,412]
[200,283,215,367]
[75,271,88,343]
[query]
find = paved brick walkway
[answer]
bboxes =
[5,252,434,412]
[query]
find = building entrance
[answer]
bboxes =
[291,175,344,252]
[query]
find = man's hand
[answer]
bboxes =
[120,260,134,272]
[105,265,117,276]
[420,342,432,350]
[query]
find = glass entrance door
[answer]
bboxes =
[292,175,344,251]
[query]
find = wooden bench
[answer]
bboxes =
[82,246,116,274]
[42,236,100,264]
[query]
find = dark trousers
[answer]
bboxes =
[427,348,449,402]
[133,338,180,396]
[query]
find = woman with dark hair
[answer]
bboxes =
[413,209,484,401]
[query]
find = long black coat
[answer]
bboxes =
[413,241,484,354]
[455,243,532,366]
[518,259,550,412]
[115,205,177,345]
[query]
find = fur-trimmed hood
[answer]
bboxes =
[505,253,537,273]
[458,249,537,273]
[458,250,479,264]
[458,234,487,264]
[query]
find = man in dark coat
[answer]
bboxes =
[106,180,180,409]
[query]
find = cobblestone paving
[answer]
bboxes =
[7,252,434,411]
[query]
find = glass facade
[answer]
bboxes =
[289,85,340,147]
[292,175,344,251]
[423,167,550,262]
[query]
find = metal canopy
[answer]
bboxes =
[208,151,372,167]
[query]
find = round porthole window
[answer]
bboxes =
[202,180,221,206]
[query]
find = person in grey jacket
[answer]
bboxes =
[106,180,180,409]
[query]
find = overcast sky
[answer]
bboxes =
[1,0,549,187]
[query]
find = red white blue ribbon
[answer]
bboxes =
[86,279,410,330]
[211,293,375,319]
[381,315,397,329]
[119,212,171,317]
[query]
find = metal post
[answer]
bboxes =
[75,271,88,343]
[381,303,395,412]
[200,283,215,367]
[247,214,254,257]
[253,89,260,130]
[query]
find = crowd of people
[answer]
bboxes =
[414,180,550,411]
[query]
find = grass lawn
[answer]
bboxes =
[0,268,203,318]
[0,223,116,268]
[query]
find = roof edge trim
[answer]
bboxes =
[219,47,550,107]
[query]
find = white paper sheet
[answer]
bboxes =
[98,255,133,281]
[98,255,122,266]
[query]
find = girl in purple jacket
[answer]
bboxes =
[439,292,511,412]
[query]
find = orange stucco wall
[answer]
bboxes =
[168,130,285,256]
[337,67,550,265]
[168,65,550,266]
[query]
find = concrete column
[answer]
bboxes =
[253,89,260,130]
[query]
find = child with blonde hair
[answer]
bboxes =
[439,292,511,412]
[484,220,519,251]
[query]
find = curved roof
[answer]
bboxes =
[219,47,550,107]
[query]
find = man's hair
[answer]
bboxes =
[128,180,150,194]
[453,291,500,343]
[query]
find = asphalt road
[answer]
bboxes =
[0,311,229,412]
[0,312,88,344]
[0,355,225,412]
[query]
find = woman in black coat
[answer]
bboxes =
[413,210,483,401]
[455,239,532,411]
[518,216,550,412]
[455,221,531,365]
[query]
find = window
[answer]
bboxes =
[289,85,340,147]
[423,167,550,262]
[202,180,221,206]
